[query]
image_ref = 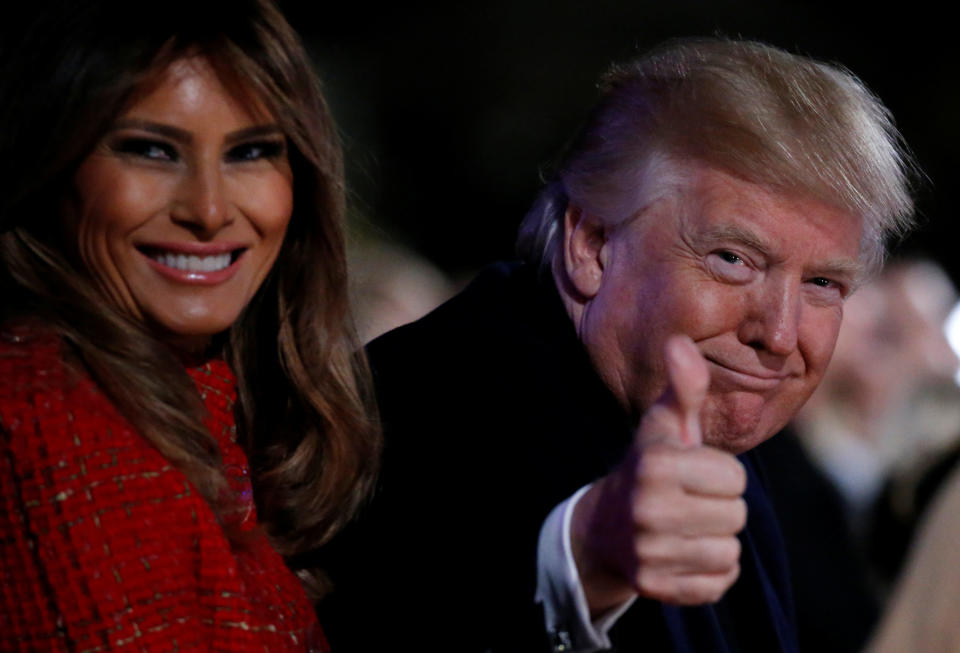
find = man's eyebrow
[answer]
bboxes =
[812,258,865,285]
[702,224,865,281]
[700,225,772,256]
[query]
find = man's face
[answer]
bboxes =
[569,163,864,453]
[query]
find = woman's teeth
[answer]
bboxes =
[152,252,233,272]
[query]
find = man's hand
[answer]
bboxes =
[571,335,748,617]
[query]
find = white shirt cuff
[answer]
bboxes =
[536,484,636,651]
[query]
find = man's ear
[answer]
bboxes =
[562,205,607,299]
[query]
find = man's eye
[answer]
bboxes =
[807,276,849,299]
[707,250,753,283]
[227,140,286,162]
[809,277,843,290]
[716,251,744,265]
[114,138,177,161]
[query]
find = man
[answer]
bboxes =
[317,38,915,652]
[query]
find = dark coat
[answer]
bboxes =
[318,262,799,653]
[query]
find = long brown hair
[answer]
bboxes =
[0,0,379,595]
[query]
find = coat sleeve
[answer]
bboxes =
[0,384,207,652]
[0,420,71,652]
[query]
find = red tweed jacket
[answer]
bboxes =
[0,330,326,652]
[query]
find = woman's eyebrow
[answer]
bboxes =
[106,120,284,145]
[225,124,285,145]
[109,119,192,143]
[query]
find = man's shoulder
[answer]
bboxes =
[364,259,630,470]
[369,261,536,350]
[366,261,560,387]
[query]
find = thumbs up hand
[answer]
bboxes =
[571,335,748,617]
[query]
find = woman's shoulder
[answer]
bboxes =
[0,324,145,464]
[0,324,75,404]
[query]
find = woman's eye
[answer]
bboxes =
[227,140,286,162]
[114,138,177,161]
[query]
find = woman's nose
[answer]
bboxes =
[170,163,231,235]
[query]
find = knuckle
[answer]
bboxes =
[634,533,670,565]
[632,495,661,528]
[633,566,656,595]
[726,562,742,589]
[679,579,716,605]
[716,537,741,566]
[704,583,726,604]
[731,459,748,492]
[637,447,680,482]
[733,498,748,530]
[635,568,673,601]
[700,570,738,604]
[632,494,679,531]
[704,447,746,488]
[715,451,746,487]
[698,537,740,572]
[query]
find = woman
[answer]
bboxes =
[0,1,379,650]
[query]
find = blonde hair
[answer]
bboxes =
[517,38,918,273]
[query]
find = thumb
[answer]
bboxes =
[661,335,709,448]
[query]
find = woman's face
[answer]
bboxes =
[66,57,294,350]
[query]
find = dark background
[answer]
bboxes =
[283,1,957,282]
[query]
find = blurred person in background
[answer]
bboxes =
[867,460,960,653]
[348,236,457,344]
[757,258,960,653]
[864,261,960,590]
[797,259,960,526]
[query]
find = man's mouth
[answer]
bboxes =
[704,356,790,390]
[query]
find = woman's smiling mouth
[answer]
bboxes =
[152,251,233,272]
[137,243,247,284]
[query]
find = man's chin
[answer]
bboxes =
[702,394,782,454]
[705,430,776,455]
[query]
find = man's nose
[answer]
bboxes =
[170,162,231,236]
[740,281,801,357]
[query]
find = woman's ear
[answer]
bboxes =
[561,204,607,299]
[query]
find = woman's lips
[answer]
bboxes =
[137,242,247,285]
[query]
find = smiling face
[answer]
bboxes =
[562,161,864,453]
[65,57,294,351]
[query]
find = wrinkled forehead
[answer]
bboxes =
[697,161,878,273]
[673,159,868,273]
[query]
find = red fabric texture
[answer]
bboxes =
[0,331,327,652]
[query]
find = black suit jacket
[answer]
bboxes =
[317,262,799,652]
